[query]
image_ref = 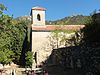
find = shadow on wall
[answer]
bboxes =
[41,46,84,75]
[42,46,100,75]
[33,12,100,75]
[44,46,82,68]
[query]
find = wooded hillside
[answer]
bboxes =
[46,15,90,25]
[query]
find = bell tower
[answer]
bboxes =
[31,6,47,69]
[31,6,46,26]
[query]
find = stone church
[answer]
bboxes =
[31,6,84,68]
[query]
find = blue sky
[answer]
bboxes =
[0,0,100,20]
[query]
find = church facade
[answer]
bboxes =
[31,6,84,69]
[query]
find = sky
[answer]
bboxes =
[0,0,100,20]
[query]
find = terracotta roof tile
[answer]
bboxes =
[32,6,46,11]
[32,25,85,31]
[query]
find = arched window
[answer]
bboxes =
[37,14,41,21]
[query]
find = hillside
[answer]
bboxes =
[46,15,90,25]
[16,15,90,25]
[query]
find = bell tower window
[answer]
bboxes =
[37,14,41,21]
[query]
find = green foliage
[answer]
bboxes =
[80,13,100,47]
[25,51,33,68]
[0,50,14,65]
[0,5,14,64]
[0,3,31,65]
[67,12,100,74]
[0,3,7,15]
[65,13,100,47]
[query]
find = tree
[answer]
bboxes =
[0,3,31,66]
[67,12,100,74]
[0,4,14,65]
[25,51,33,68]
[80,13,100,47]
[0,3,7,15]
[0,50,14,65]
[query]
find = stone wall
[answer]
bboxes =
[31,30,75,68]
[32,31,52,68]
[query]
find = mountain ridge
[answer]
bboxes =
[46,15,90,25]
[16,15,90,25]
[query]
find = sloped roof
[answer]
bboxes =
[32,6,46,11]
[32,25,85,31]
